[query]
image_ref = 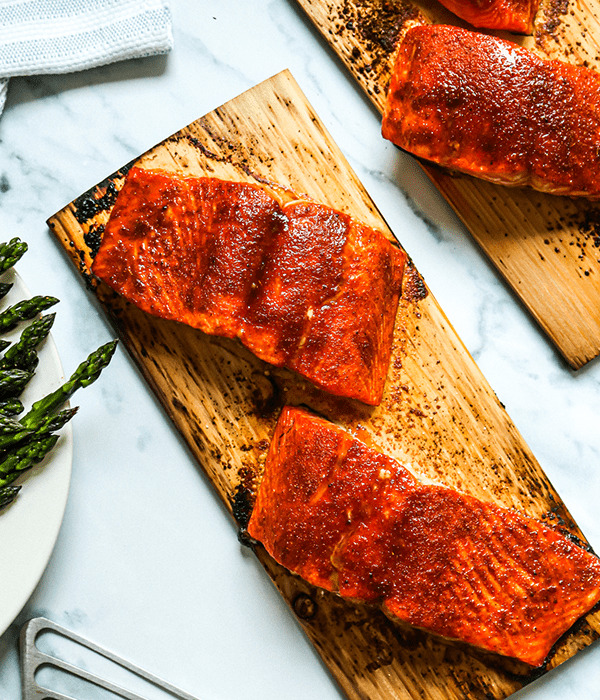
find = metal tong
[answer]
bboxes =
[20,617,201,700]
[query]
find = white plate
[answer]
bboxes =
[0,269,73,637]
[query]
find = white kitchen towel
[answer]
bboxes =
[0,0,173,114]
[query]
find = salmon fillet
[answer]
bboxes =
[248,407,600,667]
[91,167,406,405]
[382,25,600,199]
[436,0,539,33]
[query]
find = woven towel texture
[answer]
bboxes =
[0,0,172,77]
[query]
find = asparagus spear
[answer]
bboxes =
[0,234,118,507]
[0,368,34,399]
[0,434,59,478]
[30,406,78,436]
[0,414,31,449]
[21,340,117,428]
[0,282,13,301]
[13,349,37,373]
[0,484,21,509]
[0,409,79,498]
[0,407,79,452]
[0,238,28,274]
[0,471,19,489]
[0,398,24,416]
[0,296,59,333]
[0,413,28,434]
[0,400,78,451]
[0,313,55,372]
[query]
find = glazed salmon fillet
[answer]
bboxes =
[91,167,406,405]
[248,407,600,667]
[382,25,600,199]
[436,0,539,33]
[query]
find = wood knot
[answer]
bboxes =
[293,593,317,620]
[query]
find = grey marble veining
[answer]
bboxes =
[0,1,599,699]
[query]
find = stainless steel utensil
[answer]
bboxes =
[20,617,201,700]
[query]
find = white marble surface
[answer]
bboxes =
[0,1,599,698]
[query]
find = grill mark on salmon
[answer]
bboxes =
[91,167,406,405]
[248,407,600,667]
[382,25,600,199]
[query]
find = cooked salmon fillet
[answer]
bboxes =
[382,25,600,199]
[91,167,406,405]
[436,0,539,33]
[248,407,600,667]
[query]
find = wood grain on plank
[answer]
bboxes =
[294,0,600,369]
[48,71,600,700]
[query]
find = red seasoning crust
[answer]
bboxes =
[436,0,539,33]
[91,167,406,405]
[382,25,600,199]
[248,407,600,667]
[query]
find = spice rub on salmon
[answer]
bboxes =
[382,25,600,199]
[248,407,600,667]
[436,0,539,33]
[91,167,406,405]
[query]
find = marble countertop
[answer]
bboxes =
[1,1,599,698]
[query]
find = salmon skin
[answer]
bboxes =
[382,25,600,199]
[436,0,539,33]
[248,407,600,667]
[92,167,406,406]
